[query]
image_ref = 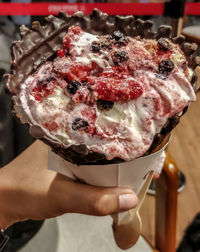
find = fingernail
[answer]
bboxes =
[119,193,138,211]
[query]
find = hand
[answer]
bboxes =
[0,141,138,229]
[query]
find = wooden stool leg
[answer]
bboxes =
[155,151,179,252]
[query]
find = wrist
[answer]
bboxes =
[0,168,20,229]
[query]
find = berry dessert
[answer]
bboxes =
[5,10,199,164]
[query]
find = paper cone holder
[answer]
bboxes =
[48,136,169,248]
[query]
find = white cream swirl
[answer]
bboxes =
[19,29,196,161]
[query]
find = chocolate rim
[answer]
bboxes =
[4,9,200,165]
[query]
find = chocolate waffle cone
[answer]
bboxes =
[4,9,200,165]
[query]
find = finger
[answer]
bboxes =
[50,174,138,217]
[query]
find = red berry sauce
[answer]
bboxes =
[89,69,143,101]
[43,121,59,132]
[32,80,55,102]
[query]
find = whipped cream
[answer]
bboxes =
[19,28,196,161]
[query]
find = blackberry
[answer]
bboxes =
[158,59,174,75]
[37,76,54,87]
[110,31,124,41]
[100,41,112,50]
[97,99,114,111]
[92,42,100,53]
[67,80,81,95]
[110,31,129,47]
[72,118,89,131]
[115,37,129,47]
[157,38,171,52]
[113,50,129,64]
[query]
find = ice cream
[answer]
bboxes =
[17,26,196,162]
[5,10,199,165]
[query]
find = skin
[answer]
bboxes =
[0,140,138,230]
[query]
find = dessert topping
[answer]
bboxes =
[43,121,59,132]
[96,99,114,111]
[32,76,56,101]
[110,31,129,46]
[110,31,124,41]
[91,42,101,53]
[21,27,196,162]
[158,59,174,75]
[157,38,171,52]
[113,50,129,64]
[92,72,143,101]
[114,37,129,47]
[37,76,55,87]
[72,118,89,131]
[57,49,66,58]
[67,80,81,95]
[155,73,167,80]
[100,40,112,50]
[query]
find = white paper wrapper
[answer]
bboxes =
[48,145,166,192]
[48,141,167,225]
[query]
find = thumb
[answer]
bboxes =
[54,174,138,216]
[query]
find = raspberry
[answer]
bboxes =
[57,49,65,58]
[69,26,82,35]
[34,93,42,102]
[62,36,72,52]
[91,70,143,102]
[62,27,82,53]
[81,109,97,135]
[63,36,71,48]
[32,76,55,102]
[54,59,92,81]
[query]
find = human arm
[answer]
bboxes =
[0,140,138,229]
